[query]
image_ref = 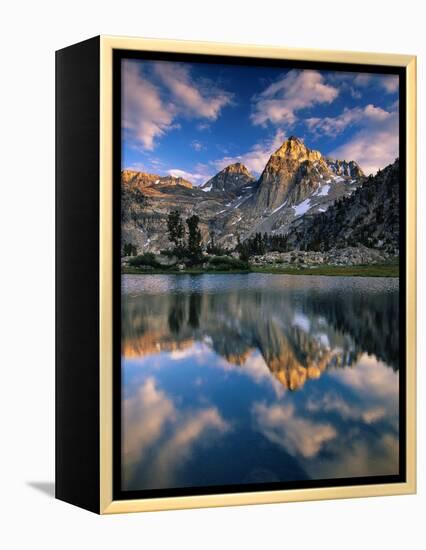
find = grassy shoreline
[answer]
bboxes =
[122,263,399,277]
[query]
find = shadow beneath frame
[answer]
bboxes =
[27,481,55,498]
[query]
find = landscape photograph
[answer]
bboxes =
[119,56,401,494]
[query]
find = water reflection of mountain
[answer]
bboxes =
[300,290,399,370]
[122,283,398,391]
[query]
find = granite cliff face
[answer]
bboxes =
[254,136,326,212]
[121,136,400,255]
[252,137,364,221]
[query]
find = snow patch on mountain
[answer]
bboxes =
[271,199,289,214]
[293,198,312,217]
[312,184,330,197]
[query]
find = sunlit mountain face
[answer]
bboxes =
[121,58,400,256]
[121,274,399,492]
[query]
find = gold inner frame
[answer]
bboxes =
[99,36,417,514]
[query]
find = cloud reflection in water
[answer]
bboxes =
[122,274,400,491]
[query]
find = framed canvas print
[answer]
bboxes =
[56,36,416,514]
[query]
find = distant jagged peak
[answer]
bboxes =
[325,157,365,179]
[121,169,193,188]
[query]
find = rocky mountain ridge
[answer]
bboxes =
[285,159,400,253]
[121,136,398,257]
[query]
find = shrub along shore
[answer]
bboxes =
[122,252,399,277]
[121,210,399,277]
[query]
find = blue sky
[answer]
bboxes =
[122,58,399,183]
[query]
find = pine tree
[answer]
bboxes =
[167,210,185,253]
[206,229,216,254]
[186,214,203,262]
[123,242,137,256]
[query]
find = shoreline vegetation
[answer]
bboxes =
[122,210,399,278]
[122,262,399,278]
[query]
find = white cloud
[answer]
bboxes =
[329,111,398,175]
[310,432,399,479]
[209,347,287,398]
[122,377,175,483]
[330,353,399,401]
[252,354,399,477]
[197,122,210,131]
[123,60,232,151]
[213,129,286,175]
[253,402,337,458]
[122,376,230,489]
[381,75,399,93]
[251,70,338,127]
[169,345,208,360]
[299,354,400,479]
[306,392,386,425]
[305,99,399,175]
[154,61,233,120]
[353,73,399,94]
[122,60,176,151]
[191,140,204,152]
[166,168,212,185]
[306,104,391,138]
[353,73,371,87]
[150,407,230,486]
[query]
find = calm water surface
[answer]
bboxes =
[121,274,399,491]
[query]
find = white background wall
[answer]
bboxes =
[0,1,423,548]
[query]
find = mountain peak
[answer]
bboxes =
[221,162,253,176]
[254,136,364,213]
[273,136,321,162]
[288,135,304,143]
[203,162,255,194]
